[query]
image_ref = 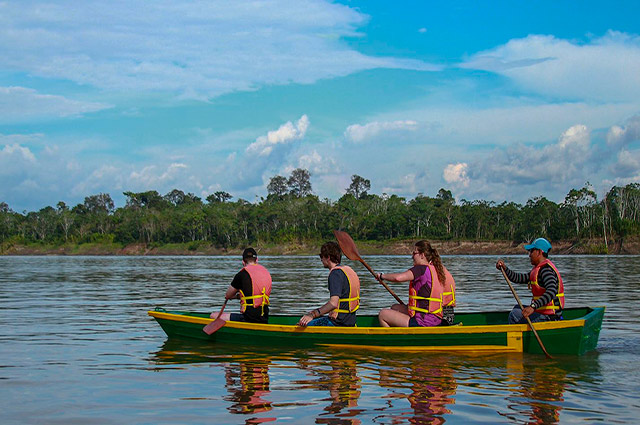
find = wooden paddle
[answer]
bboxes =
[499,268,553,358]
[203,299,228,335]
[333,230,405,305]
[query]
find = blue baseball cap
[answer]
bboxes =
[524,238,552,253]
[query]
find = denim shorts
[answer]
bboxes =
[307,316,336,326]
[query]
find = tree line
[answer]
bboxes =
[1,168,639,250]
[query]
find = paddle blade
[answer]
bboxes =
[203,299,228,335]
[333,230,361,261]
[203,318,226,335]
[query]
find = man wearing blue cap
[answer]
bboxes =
[496,238,565,324]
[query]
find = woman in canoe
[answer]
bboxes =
[377,240,456,327]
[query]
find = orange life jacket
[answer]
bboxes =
[529,259,564,315]
[442,266,456,307]
[331,265,360,314]
[239,263,272,315]
[408,264,443,318]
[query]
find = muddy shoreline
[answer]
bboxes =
[2,237,638,256]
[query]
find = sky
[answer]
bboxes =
[2,0,640,212]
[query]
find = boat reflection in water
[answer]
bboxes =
[498,353,601,425]
[224,359,275,424]
[150,339,600,424]
[377,354,456,425]
[296,357,364,424]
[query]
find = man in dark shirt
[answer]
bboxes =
[496,238,564,324]
[213,247,272,323]
[297,241,360,327]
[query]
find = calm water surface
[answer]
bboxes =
[1,255,639,424]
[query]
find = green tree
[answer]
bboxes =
[267,176,288,197]
[346,175,371,199]
[207,191,232,204]
[288,168,312,197]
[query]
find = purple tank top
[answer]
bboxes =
[410,265,442,327]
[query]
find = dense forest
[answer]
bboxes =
[2,168,640,253]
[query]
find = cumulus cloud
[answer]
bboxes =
[0,86,111,123]
[607,115,640,148]
[344,120,418,143]
[246,115,309,156]
[128,163,188,187]
[610,149,640,179]
[462,31,640,102]
[0,1,438,100]
[443,163,470,187]
[444,124,596,201]
[0,143,36,165]
[292,149,338,176]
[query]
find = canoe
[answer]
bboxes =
[148,306,604,356]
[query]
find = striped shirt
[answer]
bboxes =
[505,265,559,310]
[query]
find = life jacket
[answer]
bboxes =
[529,259,565,315]
[441,266,456,307]
[331,265,360,314]
[408,264,444,318]
[239,263,272,315]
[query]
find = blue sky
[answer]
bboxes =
[2,0,640,211]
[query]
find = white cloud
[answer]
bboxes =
[443,163,470,187]
[0,143,36,165]
[0,86,111,123]
[246,115,309,156]
[0,1,438,100]
[610,149,640,178]
[293,149,338,175]
[462,31,640,102]
[345,120,418,143]
[607,115,640,148]
[442,124,598,202]
[128,163,188,187]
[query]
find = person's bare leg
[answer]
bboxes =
[210,312,231,321]
[378,307,411,327]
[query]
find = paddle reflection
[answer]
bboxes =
[377,354,457,424]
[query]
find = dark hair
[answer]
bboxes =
[415,240,445,283]
[242,247,257,261]
[320,241,342,264]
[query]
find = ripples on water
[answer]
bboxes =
[1,255,640,424]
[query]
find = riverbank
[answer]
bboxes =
[2,237,638,255]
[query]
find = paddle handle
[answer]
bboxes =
[214,298,228,321]
[500,268,552,358]
[360,259,405,305]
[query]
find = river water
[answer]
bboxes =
[1,254,639,424]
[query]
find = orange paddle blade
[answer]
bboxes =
[203,318,226,334]
[333,230,361,261]
[203,299,228,335]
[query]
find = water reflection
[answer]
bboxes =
[223,360,275,424]
[498,354,603,425]
[376,354,456,425]
[2,255,637,424]
[316,359,363,424]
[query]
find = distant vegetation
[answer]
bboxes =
[2,168,640,252]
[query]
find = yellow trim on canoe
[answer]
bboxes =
[148,310,584,335]
[318,343,522,353]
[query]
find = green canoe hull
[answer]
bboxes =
[148,306,604,356]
